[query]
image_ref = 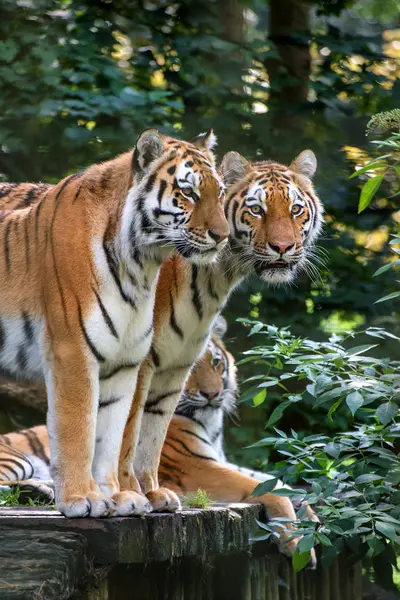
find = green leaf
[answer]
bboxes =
[328,398,343,420]
[325,442,341,458]
[252,478,278,496]
[266,401,290,427]
[349,162,387,179]
[297,534,315,554]
[270,488,306,497]
[375,291,400,304]
[259,379,279,388]
[355,474,382,484]
[347,344,378,356]
[316,532,332,546]
[375,521,397,540]
[249,322,264,335]
[292,551,311,572]
[253,389,267,407]
[367,536,386,555]
[373,260,400,276]
[358,176,383,213]
[346,391,364,415]
[376,402,398,425]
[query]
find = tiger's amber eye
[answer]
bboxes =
[292,204,303,215]
[181,186,193,197]
[251,205,261,214]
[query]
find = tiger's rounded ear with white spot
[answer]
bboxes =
[212,315,228,338]
[132,129,165,177]
[191,129,218,151]
[289,150,317,179]
[221,151,251,187]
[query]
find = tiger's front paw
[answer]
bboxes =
[57,490,116,518]
[147,487,181,512]
[112,490,152,516]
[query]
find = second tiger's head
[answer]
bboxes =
[129,129,229,264]
[221,150,325,284]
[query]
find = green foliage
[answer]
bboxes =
[0,486,52,507]
[0,486,22,507]
[353,112,400,214]
[240,321,400,587]
[183,488,213,509]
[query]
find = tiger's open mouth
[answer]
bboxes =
[253,260,294,274]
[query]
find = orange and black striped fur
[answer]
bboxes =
[0,129,229,518]
[0,329,317,557]
[118,149,324,517]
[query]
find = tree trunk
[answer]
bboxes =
[267,0,311,105]
[220,0,245,45]
[0,378,47,414]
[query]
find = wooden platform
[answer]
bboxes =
[0,504,362,600]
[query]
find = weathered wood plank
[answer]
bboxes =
[0,504,263,565]
[0,530,87,600]
[0,505,363,600]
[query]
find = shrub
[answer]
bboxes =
[239,320,400,587]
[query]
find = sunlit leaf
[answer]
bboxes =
[253,389,266,407]
[358,175,383,213]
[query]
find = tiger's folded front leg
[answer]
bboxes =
[118,359,179,513]
[46,340,115,518]
[94,367,152,516]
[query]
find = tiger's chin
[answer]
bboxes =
[254,261,300,285]
[177,244,221,265]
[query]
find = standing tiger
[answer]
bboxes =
[0,327,317,557]
[118,149,324,521]
[0,128,229,518]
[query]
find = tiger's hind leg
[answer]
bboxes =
[164,459,315,561]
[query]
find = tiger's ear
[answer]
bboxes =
[221,151,251,187]
[191,129,218,151]
[290,150,317,179]
[133,129,165,175]
[212,315,228,338]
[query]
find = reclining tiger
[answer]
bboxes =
[0,325,318,558]
[117,148,324,524]
[0,128,229,518]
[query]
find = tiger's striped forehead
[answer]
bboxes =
[238,167,305,206]
[161,141,223,191]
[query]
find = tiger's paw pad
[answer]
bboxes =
[112,491,152,516]
[147,488,181,512]
[58,492,116,518]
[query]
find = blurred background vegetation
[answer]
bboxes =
[0,0,399,468]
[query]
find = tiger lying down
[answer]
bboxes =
[0,323,318,558]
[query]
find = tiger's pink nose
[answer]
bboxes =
[202,390,219,400]
[268,241,295,255]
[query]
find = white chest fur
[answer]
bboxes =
[87,241,160,389]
